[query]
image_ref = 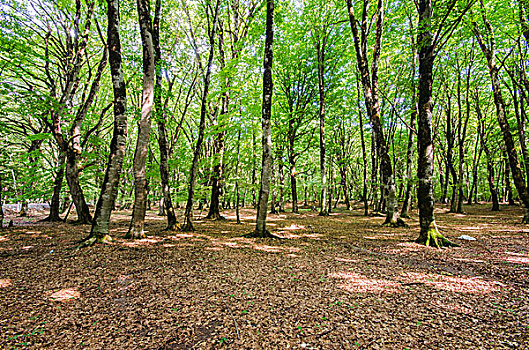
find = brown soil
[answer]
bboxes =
[0,203,528,349]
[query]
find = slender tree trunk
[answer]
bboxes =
[65,150,92,224]
[85,0,128,245]
[468,90,483,206]
[181,0,220,232]
[415,0,457,247]
[0,176,3,229]
[207,26,229,221]
[316,38,328,216]
[504,153,516,205]
[127,0,156,239]
[249,0,275,238]
[401,19,418,218]
[473,9,529,221]
[235,130,242,224]
[43,152,65,222]
[513,83,529,183]
[444,92,459,213]
[277,147,285,212]
[153,0,177,230]
[340,164,351,210]
[290,156,298,214]
[357,81,369,216]
[478,120,500,211]
[346,0,403,227]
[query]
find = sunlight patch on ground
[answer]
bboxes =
[0,279,12,288]
[364,233,408,240]
[330,272,401,294]
[283,224,305,231]
[454,258,486,263]
[384,242,430,254]
[21,246,34,250]
[204,247,223,251]
[279,232,324,239]
[335,257,359,263]
[402,272,504,294]
[49,288,80,301]
[252,245,301,254]
[456,226,484,232]
[496,251,529,264]
[435,300,474,315]
[0,236,8,242]
[122,238,162,247]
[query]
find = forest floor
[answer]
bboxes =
[0,202,528,350]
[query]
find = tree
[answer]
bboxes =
[153,0,178,230]
[181,0,221,232]
[84,0,128,246]
[249,0,275,238]
[127,0,156,239]
[415,0,473,247]
[472,0,529,222]
[346,0,404,227]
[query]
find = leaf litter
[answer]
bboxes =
[0,203,528,349]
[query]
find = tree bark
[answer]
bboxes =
[43,152,65,222]
[127,0,156,239]
[249,0,275,238]
[85,0,128,245]
[415,0,457,247]
[181,0,220,232]
[346,0,403,227]
[472,9,529,221]
[357,79,369,216]
[206,24,229,221]
[152,0,177,230]
[316,34,328,216]
[401,19,418,218]
[477,100,500,211]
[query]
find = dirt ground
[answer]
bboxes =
[0,203,528,349]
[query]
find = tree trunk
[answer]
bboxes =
[249,0,275,238]
[207,26,229,221]
[0,175,4,229]
[43,152,65,222]
[415,0,457,247]
[153,0,177,230]
[65,150,92,224]
[181,0,220,232]
[473,10,529,221]
[316,37,328,216]
[479,123,500,211]
[346,0,403,227]
[357,80,369,216]
[277,147,285,212]
[289,157,298,214]
[85,0,128,246]
[127,0,156,239]
[401,18,418,218]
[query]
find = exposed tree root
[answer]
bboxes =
[77,234,113,249]
[318,210,329,217]
[180,222,195,232]
[383,217,408,228]
[163,223,181,232]
[415,225,458,248]
[205,212,226,221]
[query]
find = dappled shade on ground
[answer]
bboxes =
[0,204,528,349]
